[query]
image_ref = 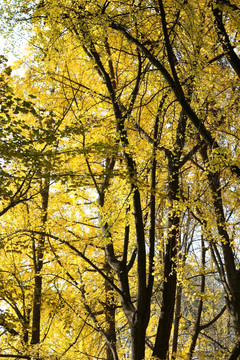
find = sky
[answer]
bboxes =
[0,21,30,65]
[0,36,19,64]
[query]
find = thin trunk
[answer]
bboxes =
[152,231,178,359]
[188,236,206,359]
[212,4,240,79]
[31,177,50,346]
[172,211,192,359]
[200,145,240,332]
[172,285,182,360]
[104,260,117,360]
[153,156,179,359]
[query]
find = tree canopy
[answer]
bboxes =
[0,1,240,359]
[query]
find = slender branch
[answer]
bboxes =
[156,0,185,99]
[199,305,227,331]
[180,141,205,167]
[6,229,125,299]
[0,315,19,336]
[110,20,240,158]
[126,248,138,272]
[216,0,239,11]
[212,3,240,79]
[122,206,130,266]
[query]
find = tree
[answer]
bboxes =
[0,0,240,359]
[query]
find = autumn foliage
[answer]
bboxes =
[0,1,240,359]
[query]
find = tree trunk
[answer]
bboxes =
[104,260,117,360]
[153,156,180,359]
[31,177,50,351]
[200,145,240,333]
[131,321,146,360]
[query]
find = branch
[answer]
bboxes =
[212,3,240,79]
[126,248,137,272]
[8,229,125,300]
[180,140,205,168]
[122,209,130,266]
[157,0,185,99]
[199,305,227,331]
[109,20,224,151]
[216,0,240,11]
[0,229,125,302]
[126,50,142,117]
[0,314,19,336]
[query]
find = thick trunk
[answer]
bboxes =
[131,322,146,360]
[153,271,177,359]
[153,104,186,358]
[31,275,42,345]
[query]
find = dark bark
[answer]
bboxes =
[153,113,185,358]
[227,340,240,360]
[0,314,19,336]
[31,274,42,345]
[86,34,149,359]
[200,145,240,334]
[116,120,148,360]
[31,177,49,346]
[152,76,187,358]
[152,191,179,359]
[131,323,147,360]
[104,261,117,360]
[212,3,240,79]
[110,21,216,149]
[145,102,161,330]
[172,210,192,359]
[172,285,182,360]
[200,305,227,331]
[188,236,206,359]
[110,17,240,179]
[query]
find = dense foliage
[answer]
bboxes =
[0,1,240,359]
